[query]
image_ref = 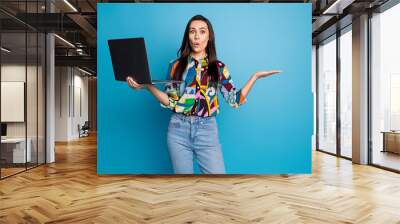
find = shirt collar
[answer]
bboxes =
[188,52,208,65]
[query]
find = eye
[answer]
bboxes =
[190,30,195,34]
[200,30,206,34]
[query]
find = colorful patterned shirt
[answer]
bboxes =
[161,54,246,117]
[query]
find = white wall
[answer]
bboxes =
[72,72,89,138]
[55,66,69,141]
[1,65,26,130]
[55,67,89,141]
[1,82,24,122]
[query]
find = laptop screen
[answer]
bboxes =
[108,37,152,84]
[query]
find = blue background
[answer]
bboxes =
[97,3,312,174]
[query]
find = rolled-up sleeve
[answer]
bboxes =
[218,64,246,108]
[160,60,180,110]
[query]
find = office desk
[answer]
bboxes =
[381,131,400,154]
[1,138,32,163]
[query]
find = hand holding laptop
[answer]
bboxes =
[126,76,146,90]
[126,75,172,107]
[109,37,180,85]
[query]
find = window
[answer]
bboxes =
[371,2,400,171]
[317,35,337,154]
[339,27,352,158]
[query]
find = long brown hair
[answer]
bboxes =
[173,15,219,83]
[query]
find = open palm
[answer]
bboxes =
[254,70,282,79]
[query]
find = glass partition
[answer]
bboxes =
[1,30,28,177]
[0,1,46,179]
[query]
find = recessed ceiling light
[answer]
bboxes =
[77,67,93,76]
[322,0,354,15]
[1,47,11,53]
[54,34,75,48]
[63,0,78,12]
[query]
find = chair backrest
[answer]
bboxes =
[82,121,90,129]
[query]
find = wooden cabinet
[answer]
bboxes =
[382,132,400,154]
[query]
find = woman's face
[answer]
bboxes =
[188,20,209,56]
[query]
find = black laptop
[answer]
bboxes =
[107,37,182,85]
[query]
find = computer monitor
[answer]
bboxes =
[1,123,7,137]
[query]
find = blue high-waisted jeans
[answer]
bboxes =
[167,113,226,174]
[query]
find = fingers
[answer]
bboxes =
[255,70,283,79]
[126,76,143,90]
[131,81,143,89]
[264,70,282,75]
[265,70,281,75]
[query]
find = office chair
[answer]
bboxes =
[78,121,90,138]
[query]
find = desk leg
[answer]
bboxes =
[382,133,386,153]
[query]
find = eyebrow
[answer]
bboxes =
[189,27,208,30]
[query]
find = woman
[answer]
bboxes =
[127,15,281,174]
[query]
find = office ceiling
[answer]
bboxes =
[0,0,391,75]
